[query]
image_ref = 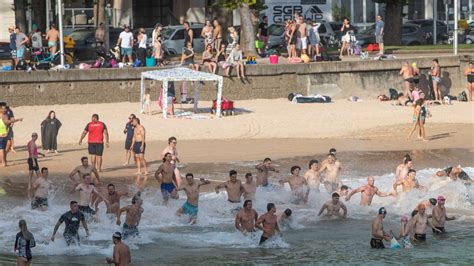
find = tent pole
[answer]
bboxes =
[194,81,201,113]
[162,80,169,119]
[140,74,145,113]
[216,78,223,117]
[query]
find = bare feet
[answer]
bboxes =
[135,171,142,175]
[123,162,129,166]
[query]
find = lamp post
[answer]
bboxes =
[57,0,65,66]
[454,0,458,55]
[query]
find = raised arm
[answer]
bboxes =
[345,186,362,201]
[215,182,226,193]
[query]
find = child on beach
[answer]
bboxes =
[397,215,413,248]
[407,99,429,142]
[143,88,152,115]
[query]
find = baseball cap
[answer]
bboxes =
[437,195,446,201]
[378,207,387,215]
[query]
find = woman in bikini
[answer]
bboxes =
[407,98,429,142]
[201,20,214,47]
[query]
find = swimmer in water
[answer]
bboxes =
[256,203,281,245]
[215,170,244,204]
[155,152,179,203]
[319,154,342,193]
[235,200,258,234]
[304,159,321,192]
[412,198,437,218]
[161,136,182,188]
[69,156,101,186]
[255,157,279,187]
[345,176,392,206]
[106,232,131,266]
[431,195,455,234]
[176,173,211,224]
[14,219,36,266]
[370,207,391,249]
[335,185,349,197]
[74,173,109,218]
[392,169,426,195]
[95,184,132,218]
[436,165,471,182]
[116,195,144,239]
[242,173,257,201]
[412,203,442,242]
[51,201,89,246]
[31,167,53,211]
[277,208,292,230]
[318,192,347,219]
[397,215,413,248]
[279,166,310,204]
[395,154,413,181]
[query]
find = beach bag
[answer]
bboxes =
[93,59,102,68]
[255,40,265,49]
[301,54,310,63]
[35,62,50,70]
[133,59,141,67]
[269,55,279,64]
[146,57,155,67]
[389,88,399,100]
[458,91,468,102]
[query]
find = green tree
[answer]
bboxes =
[214,0,267,55]
[332,3,350,22]
[374,0,406,45]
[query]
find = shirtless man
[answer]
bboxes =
[95,184,131,218]
[304,159,321,191]
[155,152,179,203]
[176,173,211,224]
[436,165,471,182]
[296,15,308,55]
[412,203,442,242]
[116,195,144,239]
[212,20,222,51]
[45,24,59,54]
[392,169,425,195]
[318,192,347,218]
[399,62,415,100]
[74,174,108,217]
[161,136,182,188]
[345,176,392,206]
[255,158,279,187]
[279,166,309,204]
[255,203,281,245]
[431,195,455,234]
[370,207,391,249]
[277,208,292,230]
[70,156,101,186]
[235,200,258,234]
[215,170,243,203]
[130,118,148,175]
[242,173,257,201]
[335,185,349,197]
[430,59,442,101]
[395,155,413,181]
[31,167,52,211]
[106,232,131,266]
[319,154,342,193]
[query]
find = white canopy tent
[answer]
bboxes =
[140,67,224,119]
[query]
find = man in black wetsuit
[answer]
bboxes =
[51,201,89,245]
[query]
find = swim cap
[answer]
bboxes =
[437,195,446,201]
[400,215,409,222]
[429,198,437,205]
[412,62,417,68]
[113,232,122,240]
[378,207,387,215]
[417,203,426,210]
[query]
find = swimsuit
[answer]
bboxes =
[78,205,96,215]
[31,197,48,209]
[432,76,441,83]
[405,77,414,83]
[432,226,446,234]
[400,236,413,248]
[414,233,426,241]
[64,233,80,245]
[370,238,385,249]
[48,41,57,47]
[122,223,139,239]
[27,158,39,171]
[259,235,269,245]
[15,233,35,261]
[161,183,176,195]
[133,141,145,154]
[182,202,198,216]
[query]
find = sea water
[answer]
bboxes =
[0,154,473,264]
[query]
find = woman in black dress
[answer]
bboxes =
[40,110,62,153]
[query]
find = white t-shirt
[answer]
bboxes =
[119,31,133,48]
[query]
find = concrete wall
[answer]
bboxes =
[0,55,471,107]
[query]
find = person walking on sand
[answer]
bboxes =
[14,220,36,266]
[176,173,211,224]
[123,114,136,166]
[464,62,474,101]
[407,99,429,141]
[429,59,442,101]
[1,104,22,167]
[130,117,148,175]
[41,110,62,153]
[79,114,109,172]
[106,232,131,266]
[27,133,45,199]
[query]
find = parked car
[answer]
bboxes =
[0,42,11,60]
[267,20,338,49]
[68,28,122,61]
[161,24,204,55]
[464,29,474,44]
[355,23,427,46]
[406,19,450,43]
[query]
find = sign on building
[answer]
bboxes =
[263,0,332,24]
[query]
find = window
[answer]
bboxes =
[172,29,184,40]
[402,26,416,34]
[193,28,203,38]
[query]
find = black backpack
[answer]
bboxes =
[389,88,399,100]
[458,91,468,102]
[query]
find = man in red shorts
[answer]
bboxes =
[79,114,109,172]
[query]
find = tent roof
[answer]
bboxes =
[141,67,223,82]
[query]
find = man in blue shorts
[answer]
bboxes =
[117,26,134,64]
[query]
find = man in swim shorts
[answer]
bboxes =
[177,173,210,224]
[215,170,244,204]
[431,195,455,234]
[319,154,343,193]
[318,192,347,218]
[51,201,89,245]
[412,203,442,242]
[255,157,279,187]
[130,117,148,175]
[256,203,281,245]
[31,167,52,211]
[399,62,415,100]
[235,200,258,234]
[370,207,391,249]
[46,24,59,54]
[161,136,182,188]
[117,195,143,239]
[155,152,179,203]
[430,59,442,101]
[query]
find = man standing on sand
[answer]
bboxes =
[79,114,109,172]
[304,160,321,191]
[161,136,182,188]
[430,59,442,101]
[215,170,244,204]
[74,174,109,217]
[242,173,257,201]
[255,158,279,187]
[31,167,53,211]
[130,117,148,175]
[123,114,136,166]
[235,200,258,234]
[155,152,179,203]
[431,195,455,234]
[395,155,413,181]
[392,169,426,195]
[51,201,89,246]
[370,207,391,248]
[319,154,343,193]
[345,176,392,206]
[399,62,415,101]
[375,15,384,55]
[70,156,101,185]
[279,166,310,204]
[176,173,211,224]
[45,24,59,55]
[0,104,22,167]
[412,203,442,242]
[106,232,131,266]
[256,203,281,245]
[116,195,144,239]
[318,192,347,218]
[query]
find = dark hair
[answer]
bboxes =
[41,167,48,173]
[429,198,437,206]
[329,148,336,154]
[243,199,252,207]
[163,152,171,162]
[83,173,91,178]
[186,173,194,178]
[70,200,78,205]
[433,58,438,63]
[92,114,99,120]
[245,173,252,178]
[81,156,88,162]
[46,110,55,120]
[184,21,190,26]
[327,153,336,158]
[263,158,272,163]
[267,203,275,211]
[168,136,177,144]
[15,26,20,30]
[229,170,237,176]
[133,117,141,124]
[309,159,318,168]
[132,196,138,204]
[332,192,340,198]
[108,184,115,188]
[263,15,268,20]
[284,208,292,216]
[408,169,416,174]
[411,210,418,217]
[340,185,349,190]
[403,154,412,164]
[290,166,301,174]
[129,114,136,119]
